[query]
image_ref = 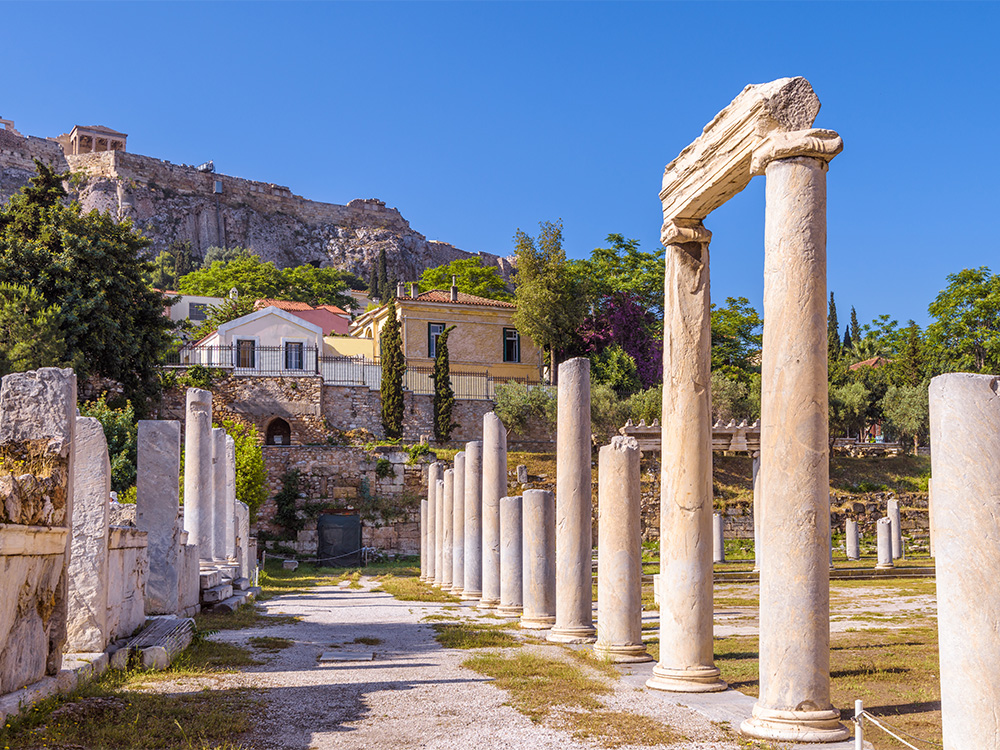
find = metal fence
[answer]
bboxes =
[164,344,543,400]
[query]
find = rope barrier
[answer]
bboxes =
[258,546,382,567]
[853,699,942,749]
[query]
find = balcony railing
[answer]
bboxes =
[164,345,542,399]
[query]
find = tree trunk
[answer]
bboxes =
[550,348,557,385]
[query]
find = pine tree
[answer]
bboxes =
[432,325,457,442]
[827,292,840,360]
[379,299,405,438]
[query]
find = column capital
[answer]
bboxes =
[661,218,712,248]
[750,128,843,176]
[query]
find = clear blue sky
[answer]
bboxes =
[3,2,997,330]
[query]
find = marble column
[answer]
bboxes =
[480,412,506,608]
[876,518,893,569]
[451,452,466,595]
[648,219,723,691]
[420,498,428,581]
[845,519,859,561]
[434,478,446,586]
[927,477,935,558]
[224,434,236,560]
[713,513,726,563]
[752,452,762,572]
[137,420,182,614]
[212,427,228,562]
[183,388,214,561]
[521,489,556,629]
[462,441,484,601]
[548,357,596,643]
[887,497,903,559]
[423,462,442,582]
[741,128,847,743]
[441,469,455,590]
[929,373,1000,749]
[498,495,523,617]
[595,437,650,663]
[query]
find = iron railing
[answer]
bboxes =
[164,344,543,400]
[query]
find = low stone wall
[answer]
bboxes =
[106,527,148,642]
[178,542,201,617]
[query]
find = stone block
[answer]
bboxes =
[140,646,170,671]
[231,577,250,591]
[137,420,181,614]
[199,570,221,590]
[212,592,249,613]
[201,584,232,603]
[282,559,299,571]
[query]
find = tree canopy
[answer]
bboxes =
[926,266,1000,373]
[571,234,664,318]
[419,257,512,300]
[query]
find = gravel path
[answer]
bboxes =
[152,580,747,750]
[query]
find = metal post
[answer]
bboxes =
[854,699,863,750]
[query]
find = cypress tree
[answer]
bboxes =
[849,306,861,347]
[380,299,405,438]
[367,264,379,299]
[827,292,840,359]
[432,325,457,442]
[842,324,852,352]
[377,248,388,301]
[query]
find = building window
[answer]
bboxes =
[236,339,256,368]
[285,342,304,370]
[503,328,521,363]
[189,302,209,322]
[428,323,445,358]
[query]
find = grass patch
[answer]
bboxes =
[248,635,294,652]
[561,709,683,747]
[352,636,382,646]
[462,650,609,722]
[563,645,621,680]
[0,669,258,749]
[377,574,462,603]
[171,637,263,672]
[432,621,521,649]
[195,604,300,631]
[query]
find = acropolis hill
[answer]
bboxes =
[0,117,513,281]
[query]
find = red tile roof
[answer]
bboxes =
[254,298,314,311]
[316,304,349,316]
[849,356,891,371]
[406,290,515,308]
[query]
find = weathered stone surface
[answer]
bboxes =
[66,417,111,653]
[498,495,523,617]
[929,373,1000,749]
[106,527,148,641]
[451,452,466,596]
[212,428,228,561]
[480,412,507,609]
[423,463,442,582]
[235,501,250,580]
[178,544,201,616]
[713,513,726,564]
[441,469,455,590]
[137,420,181,615]
[548,359,596,644]
[595,437,650,663]
[876,517,893,569]
[224,435,236,560]
[845,519,860,560]
[462,441,483,601]
[520,489,555,630]
[201,583,233,603]
[433,478,445,587]
[887,497,903,559]
[183,389,213,560]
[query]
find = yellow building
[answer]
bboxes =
[350,286,543,381]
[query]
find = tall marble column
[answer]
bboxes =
[480,412,506,608]
[713,513,726,563]
[887,497,903,559]
[434,478,446,586]
[423,462,442,582]
[521,489,556,629]
[548,358,596,643]
[462,441,484,601]
[451,452,466,595]
[929,373,1000,749]
[211,427,228,562]
[741,128,847,742]
[498,495,523,617]
[224,434,236,560]
[183,388,215,561]
[420,498,428,581]
[876,518,893,569]
[752,452,762,572]
[595,437,650,663]
[845,519,859,561]
[441,468,455,590]
[648,219,723,692]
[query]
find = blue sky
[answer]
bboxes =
[3,2,998,330]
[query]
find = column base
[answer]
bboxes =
[496,605,523,618]
[519,616,555,630]
[593,644,653,664]
[478,597,500,610]
[740,704,849,743]
[547,625,597,644]
[875,563,894,570]
[449,587,464,597]
[460,590,482,602]
[646,664,727,693]
[418,575,428,582]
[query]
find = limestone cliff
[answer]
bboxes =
[0,128,514,283]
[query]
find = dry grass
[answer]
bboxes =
[352,636,383,646]
[248,635,294,652]
[377,574,462,603]
[561,709,683,747]
[195,604,300,632]
[432,621,521,649]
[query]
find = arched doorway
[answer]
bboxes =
[265,418,291,446]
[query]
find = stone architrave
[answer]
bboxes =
[66,417,111,653]
[441,469,455,590]
[480,412,506,609]
[887,497,903,559]
[224,435,236,560]
[423,462,442,582]
[845,519,859,561]
[498,495,523,617]
[211,428,228,562]
[137,420,182,615]
[183,388,214,561]
[462,441,484,601]
[548,358,596,643]
[742,127,847,743]
[876,518,893,569]
[752,453,762,572]
[929,373,1000,749]
[713,513,726,563]
[647,220,724,692]
[520,489,556,630]
[595,437,651,663]
[434,478,445,586]
[451,451,466,596]
[0,367,77,680]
